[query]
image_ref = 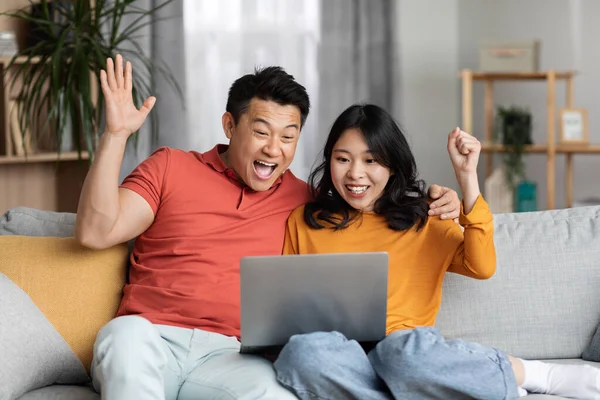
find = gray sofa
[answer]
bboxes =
[437,204,600,399]
[1,205,599,399]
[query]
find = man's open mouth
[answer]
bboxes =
[253,160,277,180]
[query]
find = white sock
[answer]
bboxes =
[520,359,600,399]
[518,387,527,397]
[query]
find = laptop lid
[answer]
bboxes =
[239,252,388,353]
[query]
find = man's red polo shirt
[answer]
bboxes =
[117,145,310,338]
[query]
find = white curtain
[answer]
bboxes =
[120,0,394,182]
[118,0,186,182]
[317,0,394,154]
[183,0,321,181]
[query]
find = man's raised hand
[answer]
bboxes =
[100,54,156,137]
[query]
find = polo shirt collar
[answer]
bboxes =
[202,144,229,173]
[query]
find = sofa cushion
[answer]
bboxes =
[0,207,75,237]
[0,236,128,373]
[582,324,600,362]
[17,384,99,400]
[436,205,600,360]
[0,274,90,400]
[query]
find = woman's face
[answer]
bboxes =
[330,128,392,212]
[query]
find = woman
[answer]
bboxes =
[273,104,600,399]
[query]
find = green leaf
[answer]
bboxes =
[0,0,181,160]
[494,105,533,190]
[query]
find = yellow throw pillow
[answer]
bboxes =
[0,236,128,373]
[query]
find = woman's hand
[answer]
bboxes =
[447,127,481,214]
[447,127,481,178]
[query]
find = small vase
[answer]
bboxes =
[514,180,537,212]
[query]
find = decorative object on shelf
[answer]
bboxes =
[484,166,514,213]
[8,100,33,156]
[494,105,533,190]
[0,31,17,57]
[478,40,540,72]
[0,0,182,161]
[559,108,589,145]
[514,180,537,212]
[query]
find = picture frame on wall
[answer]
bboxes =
[559,108,589,145]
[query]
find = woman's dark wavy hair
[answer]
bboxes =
[304,104,429,231]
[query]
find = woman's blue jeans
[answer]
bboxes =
[274,327,520,400]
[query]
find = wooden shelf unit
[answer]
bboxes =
[481,143,600,154]
[0,55,41,64]
[0,151,89,164]
[481,144,549,153]
[0,55,89,213]
[469,71,575,81]
[460,69,600,209]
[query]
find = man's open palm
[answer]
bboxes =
[100,54,156,137]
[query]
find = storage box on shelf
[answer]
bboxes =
[460,69,600,209]
[478,41,540,73]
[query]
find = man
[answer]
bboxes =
[75,55,461,400]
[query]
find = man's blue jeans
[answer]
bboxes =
[274,327,519,400]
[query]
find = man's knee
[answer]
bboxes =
[96,315,160,349]
[93,316,167,377]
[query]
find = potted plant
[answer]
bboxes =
[494,105,537,212]
[494,105,533,189]
[1,0,181,160]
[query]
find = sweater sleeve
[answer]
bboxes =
[446,194,496,279]
[282,207,302,255]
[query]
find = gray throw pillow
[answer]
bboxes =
[17,385,99,400]
[583,326,600,362]
[0,207,76,237]
[0,274,89,400]
[0,207,137,254]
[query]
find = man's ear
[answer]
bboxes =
[222,112,235,139]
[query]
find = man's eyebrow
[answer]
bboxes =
[253,118,299,130]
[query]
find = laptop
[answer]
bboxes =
[239,252,388,354]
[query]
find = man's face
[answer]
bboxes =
[221,98,301,191]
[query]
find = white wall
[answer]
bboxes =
[396,0,600,208]
[457,0,600,209]
[183,0,320,182]
[395,0,461,192]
